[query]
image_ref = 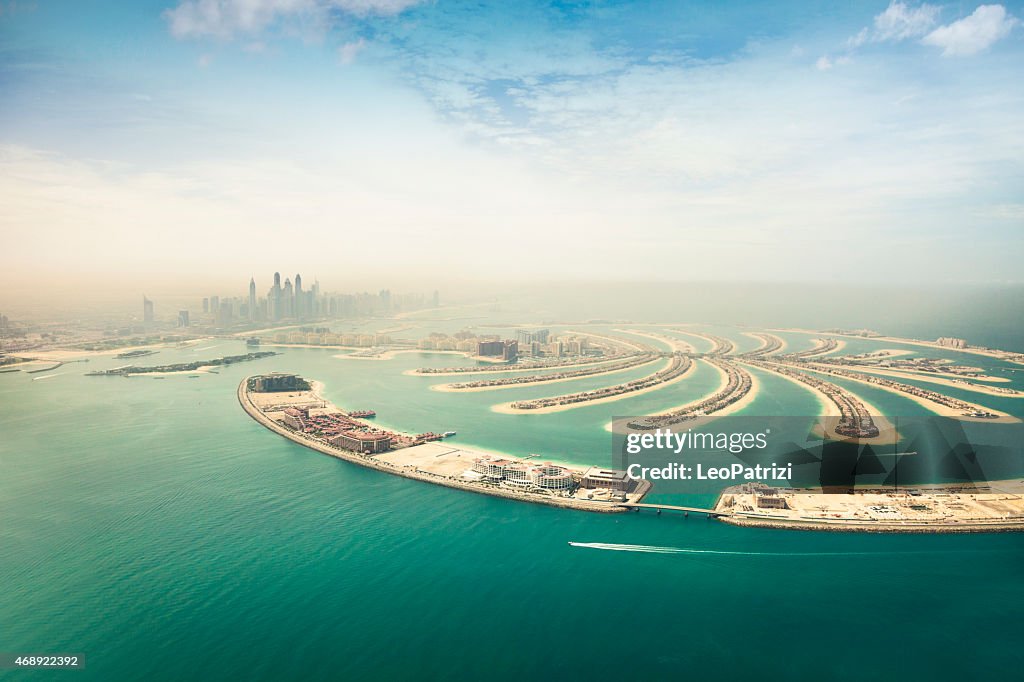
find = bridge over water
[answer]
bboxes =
[620,502,733,517]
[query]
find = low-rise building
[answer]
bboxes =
[330,431,392,454]
[581,467,631,492]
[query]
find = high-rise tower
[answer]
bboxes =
[143,296,154,324]
[283,278,294,318]
[271,272,283,321]
[248,277,257,322]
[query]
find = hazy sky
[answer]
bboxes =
[1,0,1023,295]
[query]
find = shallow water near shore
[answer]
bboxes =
[2,332,1024,680]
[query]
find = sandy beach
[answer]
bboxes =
[337,349,466,362]
[604,360,764,434]
[566,329,652,353]
[741,331,788,356]
[11,338,210,362]
[773,328,1024,366]
[815,363,1022,397]
[237,378,641,512]
[403,355,629,376]
[491,356,696,414]
[662,329,720,353]
[814,337,846,356]
[796,364,1020,423]
[612,328,694,352]
[732,360,900,445]
[430,356,662,392]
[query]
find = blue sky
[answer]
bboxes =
[1,1,1022,291]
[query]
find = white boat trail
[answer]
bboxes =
[567,542,958,556]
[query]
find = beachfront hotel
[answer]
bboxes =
[469,456,574,491]
[580,468,632,492]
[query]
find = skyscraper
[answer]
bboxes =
[283,278,294,318]
[248,277,257,322]
[295,273,303,319]
[177,310,190,327]
[270,272,282,321]
[143,296,154,324]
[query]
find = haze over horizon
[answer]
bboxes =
[2,0,1023,291]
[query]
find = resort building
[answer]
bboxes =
[581,467,632,492]
[937,337,968,349]
[470,456,575,491]
[282,407,309,430]
[251,373,309,392]
[330,431,392,454]
[477,340,519,361]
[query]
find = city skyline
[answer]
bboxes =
[1,0,1022,291]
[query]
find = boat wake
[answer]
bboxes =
[32,372,67,381]
[567,542,941,557]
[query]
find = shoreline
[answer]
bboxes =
[740,331,788,356]
[772,328,1024,367]
[612,328,694,353]
[816,363,1023,398]
[430,356,662,392]
[11,337,213,362]
[403,355,630,377]
[737,360,900,445]
[336,349,466,362]
[603,359,762,434]
[712,483,1024,533]
[237,378,638,513]
[492,356,696,414]
[796,364,1020,423]
[716,515,1024,533]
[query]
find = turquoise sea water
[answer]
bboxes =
[2,329,1023,681]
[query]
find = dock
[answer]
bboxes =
[620,502,731,517]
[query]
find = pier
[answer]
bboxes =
[620,502,731,517]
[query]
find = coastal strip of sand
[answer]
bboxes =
[796,364,1020,423]
[565,329,653,354]
[772,328,1024,367]
[403,354,632,376]
[714,483,1024,533]
[612,328,694,353]
[738,361,899,445]
[813,338,846,357]
[740,331,788,356]
[662,329,721,354]
[430,356,662,392]
[336,349,467,362]
[12,338,210,362]
[492,356,696,415]
[816,363,1022,397]
[237,378,639,513]
[602,359,762,434]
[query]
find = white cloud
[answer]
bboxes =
[873,1,941,41]
[815,55,851,71]
[337,37,366,64]
[846,1,939,46]
[164,0,422,40]
[846,27,869,48]
[922,5,1019,56]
